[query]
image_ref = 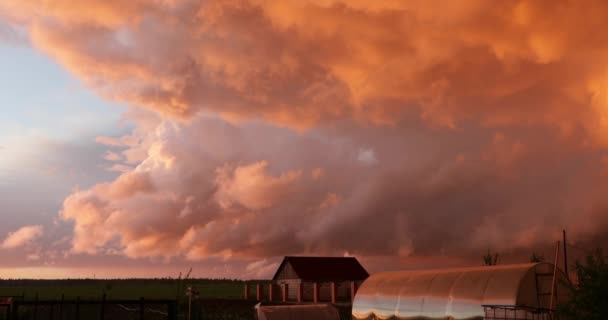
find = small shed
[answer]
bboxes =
[272,256,369,302]
[352,263,570,320]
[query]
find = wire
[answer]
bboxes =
[115,304,168,316]
[116,304,137,312]
[147,308,169,316]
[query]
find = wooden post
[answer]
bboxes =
[59,294,64,320]
[282,284,288,302]
[331,282,337,304]
[33,292,38,320]
[313,282,320,304]
[11,302,18,320]
[244,283,250,300]
[100,293,106,320]
[256,283,262,301]
[297,283,303,303]
[168,301,177,320]
[75,296,80,320]
[351,281,358,301]
[268,283,274,302]
[140,297,145,320]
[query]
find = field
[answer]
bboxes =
[0,279,266,300]
[0,279,269,319]
[0,279,352,320]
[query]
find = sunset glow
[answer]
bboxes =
[1,0,608,279]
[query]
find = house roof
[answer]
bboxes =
[272,256,369,281]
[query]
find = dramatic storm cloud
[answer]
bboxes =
[4,0,608,134]
[2,0,608,275]
[59,113,608,265]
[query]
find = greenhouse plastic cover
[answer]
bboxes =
[352,263,569,320]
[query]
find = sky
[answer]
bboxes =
[1,0,608,279]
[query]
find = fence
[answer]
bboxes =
[0,297,263,320]
[189,299,257,320]
[483,305,555,320]
[5,296,177,320]
[0,305,8,320]
[0,296,21,320]
[243,281,359,304]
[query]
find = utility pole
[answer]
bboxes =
[563,229,570,282]
[550,241,560,312]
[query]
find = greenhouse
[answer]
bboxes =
[352,263,570,320]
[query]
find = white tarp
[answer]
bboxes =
[256,303,340,320]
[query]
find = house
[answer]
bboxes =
[271,256,369,302]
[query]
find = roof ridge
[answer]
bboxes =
[286,256,357,258]
[273,256,369,281]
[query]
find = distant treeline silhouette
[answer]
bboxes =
[0,278,269,287]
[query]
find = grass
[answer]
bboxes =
[0,279,351,320]
[0,279,268,300]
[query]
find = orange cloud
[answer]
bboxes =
[2,0,608,141]
[215,161,302,210]
[4,1,608,267]
[54,115,608,262]
[1,225,44,249]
